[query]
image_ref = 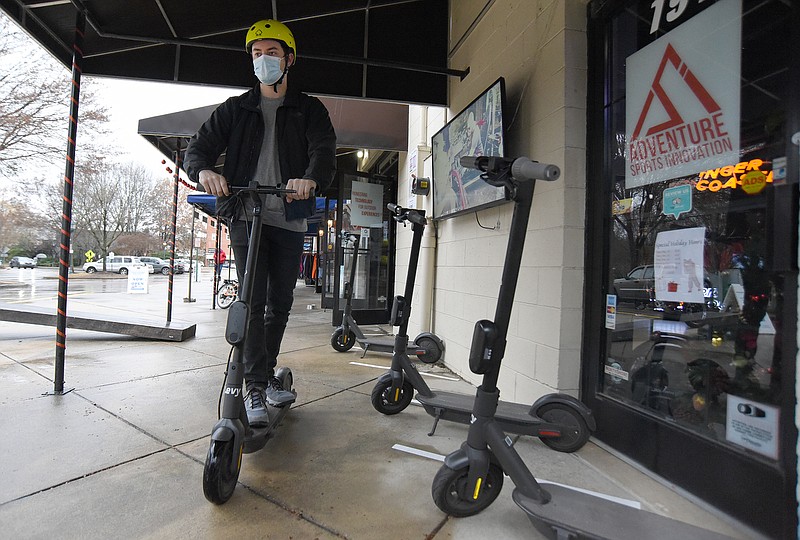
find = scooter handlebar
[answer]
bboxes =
[387,203,426,226]
[194,179,305,197]
[228,185,297,196]
[459,156,560,182]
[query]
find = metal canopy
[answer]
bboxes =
[0,0,462,106]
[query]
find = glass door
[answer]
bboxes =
[323,171,395,326]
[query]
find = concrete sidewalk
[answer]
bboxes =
[0,273,757,539]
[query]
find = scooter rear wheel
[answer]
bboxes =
[432,462,504,517]
[331,326,357,352]
[537,403,590,453]
[414,336,443,364]
[371,378,414,415]
[203,437,242,504]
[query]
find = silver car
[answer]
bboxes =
[9,256,37,269]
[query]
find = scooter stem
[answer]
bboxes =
[480,179,534,392]
[397,217,425,333]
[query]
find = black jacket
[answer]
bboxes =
[184,84,336,221]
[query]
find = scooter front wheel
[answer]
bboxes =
[331,326,357,352]
[203,438,242,504]
[431,462,504,517]
[371,378,414,415]
[275,366,293,391]
[537,403,590,453]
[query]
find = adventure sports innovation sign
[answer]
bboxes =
[625,0,741,189]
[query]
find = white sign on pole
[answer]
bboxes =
[127,266,149,294]
[625,0,741,189]
[350,180,383,228]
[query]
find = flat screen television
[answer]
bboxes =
[431,77,506,220]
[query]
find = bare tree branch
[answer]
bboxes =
[0,14,109,177]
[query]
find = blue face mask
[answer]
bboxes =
[253,54,284,85]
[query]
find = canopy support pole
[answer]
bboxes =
[52,10,86,395]
[167,141,183,320]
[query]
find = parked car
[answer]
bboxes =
[613,264,722,321]
[612,265,655,304]
[176,259,203,273]
[83,256,154,275]
[9,256,37,269]
[138,256,182,275]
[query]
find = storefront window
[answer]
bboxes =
[599,0,791,461]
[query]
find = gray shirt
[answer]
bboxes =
[238,94,306,233]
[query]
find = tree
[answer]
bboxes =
[70,159,168,263]
[0,14,108,179]
[115,162,158,233]
[36,159,200,264]
[611,181,669,268]
[113,232,157,255]
[0,189,45,256]
[148,175,197,255]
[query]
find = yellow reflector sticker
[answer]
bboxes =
[473,477,483,499]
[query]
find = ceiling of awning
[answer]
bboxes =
[0,0,463,106]
[137,96,410,159]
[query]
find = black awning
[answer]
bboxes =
[0,0,461,105]
[137,96,409,161]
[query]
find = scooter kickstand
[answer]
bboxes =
[428,409,443,436]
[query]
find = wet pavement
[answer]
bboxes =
[0,269,761,539]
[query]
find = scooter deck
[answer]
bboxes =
[243,392,296,454]
[513,485,731,540]
[360,336,420,355]
[418,390,546,437]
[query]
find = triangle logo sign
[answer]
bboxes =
[631,43,721,141]
[624,0,740,189]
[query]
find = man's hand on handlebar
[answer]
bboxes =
[199,172,315,200]
[285,178,316,202]
[199,170,230,197]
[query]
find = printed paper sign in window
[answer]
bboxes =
[350,180,384,228]
[654,227,705,304]
[625,0,741,189]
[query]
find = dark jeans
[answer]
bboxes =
[229,221,304,385]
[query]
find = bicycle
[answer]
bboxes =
[217,279,239,309]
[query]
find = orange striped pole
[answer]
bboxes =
[54,11,85,394]
[167,143,182,322]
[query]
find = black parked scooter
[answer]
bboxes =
[330,226,444,363]
[372,197,593,454]
[430,156,729,540]
[203,182,296,504]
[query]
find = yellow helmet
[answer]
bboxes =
[245,19,296,56]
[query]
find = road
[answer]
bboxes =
[0,266,211,304]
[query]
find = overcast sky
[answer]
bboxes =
[90,77,244,177]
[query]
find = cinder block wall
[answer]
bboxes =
[399,0,588,403]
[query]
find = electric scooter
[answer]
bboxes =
[330,226,444,363]
[371,200,593,453]
[202,182,296,504]
[429,156,729,539]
